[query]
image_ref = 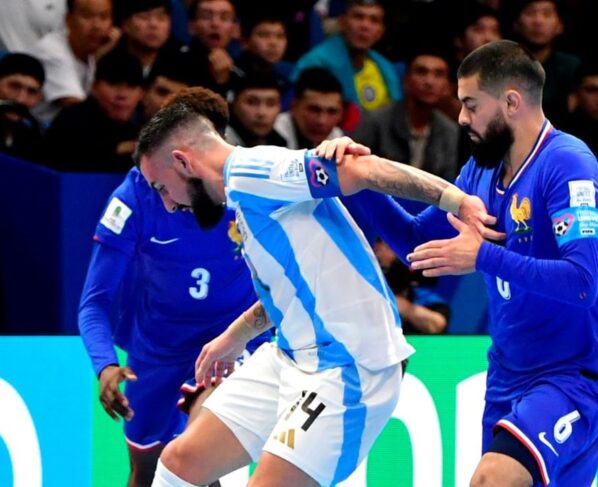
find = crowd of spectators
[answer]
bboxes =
[1,0,596,334]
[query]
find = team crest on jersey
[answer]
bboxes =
[509,193,532,234]
[227,220,243,255]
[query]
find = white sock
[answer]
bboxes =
[152,459,198,487]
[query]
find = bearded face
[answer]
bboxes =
[468,110,514,168]
[185,177,225,229]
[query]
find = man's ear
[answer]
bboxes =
[171,149,193,176]
[505,89,522,115]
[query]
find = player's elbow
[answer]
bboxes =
[574,270,598,308]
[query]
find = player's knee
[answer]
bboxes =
[159,440,188,477]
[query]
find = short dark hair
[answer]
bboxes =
[457,40,545,105]
[240,11,286,39]
[188,0,235,21]
[341,0,386,14]
[575,61,598,88]
[135,87,229,164]
[294,68,343,98]
[116,0,171,24]
[95,50,144,87]
[230,71,283,97]
[147,52,200,87]
[453,2,499,38]
[0,53,45,85]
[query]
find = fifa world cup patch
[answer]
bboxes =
[552,206,598,246]
[100,197,132,234]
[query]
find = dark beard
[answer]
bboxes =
[469,114,514,169]
[187,177,225,229]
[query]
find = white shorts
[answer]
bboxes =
[202,342,402,486]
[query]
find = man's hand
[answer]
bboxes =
[407,213,484,277]
[195,331,245,388]
[98,365,137,421]
[209,48,234,85]
[315,136,371,163]
[458,195,505,241]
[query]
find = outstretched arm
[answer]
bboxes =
[317,136,503,241]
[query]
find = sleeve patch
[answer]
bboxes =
[100,197,132,235]
[568,180,596,208]
[304,150,341,199]
[552,206,598,246]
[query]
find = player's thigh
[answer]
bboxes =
[249,452,319,487]
[264,359,402,487]
[124,356,194,447]
[127,443,164,485]
[200,342,283,459]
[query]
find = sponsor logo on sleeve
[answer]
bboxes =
[100,197,132,235]
[568,180,596,208]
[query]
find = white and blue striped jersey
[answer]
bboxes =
[224,145,414,372]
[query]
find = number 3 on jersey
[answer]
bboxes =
[189,267,211,299]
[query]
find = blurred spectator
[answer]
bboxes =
[184,0,239,95]
[225,71,286,147]
[453,2,501,68]
[374,239,448,335]
[112,0,178,80]
[353,49,460,181]
[139,52,199,122]
[236,2,319,62]
[28,0,114,125]
[562,62,598,158]
[0,0,66,52]
[511,0,581,125]
[44,50,144,172]
[292,0,401,129]
[438,2,502,122]
[237,10,290,79]
[275,67,344,149]
[0,54,45,162]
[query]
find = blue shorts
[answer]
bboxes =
[123,355,195,450]
[483,372,598,486]
[123,332,273,449]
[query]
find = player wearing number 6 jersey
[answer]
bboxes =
[78,167,271,487]
[335,40,598,486]
[133,86,494,487]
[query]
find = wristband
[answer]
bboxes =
[439,185,465,214]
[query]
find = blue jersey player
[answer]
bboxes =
[331,40,598,487]
[79,178,271,482]
[133,87,493,487]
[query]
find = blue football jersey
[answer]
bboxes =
[80,168,258,372]
[346,121,598,401]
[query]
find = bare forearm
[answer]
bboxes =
[366,157,464,213]
[228,301,273,344]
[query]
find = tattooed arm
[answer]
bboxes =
[195,302,273,385]
[338,154,465,214]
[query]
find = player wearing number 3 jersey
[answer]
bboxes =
[78,167,271,486]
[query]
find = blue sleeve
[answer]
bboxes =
[477,143,598,306]
[477,239,598,307]
[78,243,131,376]
[343,190,456,263]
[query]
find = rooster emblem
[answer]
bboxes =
[510,193,532,234]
